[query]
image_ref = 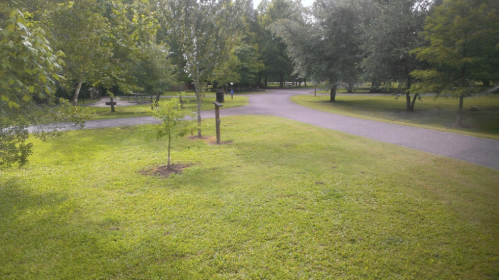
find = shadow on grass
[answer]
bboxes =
[0,175,194,279]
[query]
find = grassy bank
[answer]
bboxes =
[1,116,498,279]
[292,94,499,139]
[89,96,248,120]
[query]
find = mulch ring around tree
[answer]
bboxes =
[139,163,192,178]
[188,135,233,145]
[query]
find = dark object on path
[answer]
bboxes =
[105,102,117,105]
[216,91,225,103]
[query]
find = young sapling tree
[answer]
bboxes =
[149,98,197,170]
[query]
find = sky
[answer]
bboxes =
[253,0,315,8]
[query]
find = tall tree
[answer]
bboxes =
[360,0,431,111]
[272,0,363,101]
[161,0,243,137]
[132,43,176,105]
[148,98,197,170]
[257,0,300,88]
[95,0,158,112]
[410,0,499,127]
[49,0,111,106]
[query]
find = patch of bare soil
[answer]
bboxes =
[139,163,192,178]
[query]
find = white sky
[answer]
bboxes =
[253,0,315,8]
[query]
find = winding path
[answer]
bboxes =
[73,89,499,170]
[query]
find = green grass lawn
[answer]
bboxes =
[292,94,499,139]
[1,116,498,279]
[89,96,248,120]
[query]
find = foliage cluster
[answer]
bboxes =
[271,0,499,126]
[0,10,87,168]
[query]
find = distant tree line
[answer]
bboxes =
[271,0,499,126]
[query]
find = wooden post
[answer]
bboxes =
[213,102,223,144]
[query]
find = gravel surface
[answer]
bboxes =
[69,89,499,170]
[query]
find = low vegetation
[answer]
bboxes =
[1,116,498,279]
[292,94,499,139]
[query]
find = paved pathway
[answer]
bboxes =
[70,89,499,170]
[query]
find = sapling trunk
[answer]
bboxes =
[72,81,83,106]
[167,133,171,169]
[110,96,115,112]
[194,84,202,137]
[178,83,183,108]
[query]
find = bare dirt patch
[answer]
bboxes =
[139,163,192,178]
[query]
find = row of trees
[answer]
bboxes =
[271,0,499,125]
[2,0,498,167]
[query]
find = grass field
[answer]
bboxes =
[88,96,248,120]
[1,116,498,279]
[292,94,499,139]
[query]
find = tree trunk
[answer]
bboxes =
[405,77,413,111]
[195,83,202,137]
[330,84,337,102]
[167,133,171,169]
[455,95,464,127]
[110,95,115,112]
[304,78,307,87]
[370,79,380,93]
[347,82,354,93]
[155,93,161,105]
[72,80,83,106]
[179,83,183,108]
[264,76,268,88]
[405,93,412,112]
[410,94,418,111]
[314,83,317,97]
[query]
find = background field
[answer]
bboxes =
[1,116,498,279]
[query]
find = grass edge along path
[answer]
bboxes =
[1,115,498,279]
[291,94,499,140]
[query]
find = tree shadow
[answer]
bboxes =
[0,176,192,279]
